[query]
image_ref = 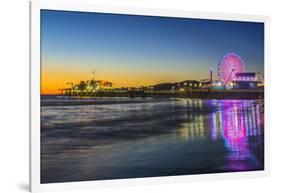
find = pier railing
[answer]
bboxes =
[61,88,264,99]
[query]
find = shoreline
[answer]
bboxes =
[40,96,264,107]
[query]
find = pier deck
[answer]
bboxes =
[62,89,264,99]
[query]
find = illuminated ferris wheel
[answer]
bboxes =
[218,53,245,84]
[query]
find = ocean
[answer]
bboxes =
[40,96,264,183]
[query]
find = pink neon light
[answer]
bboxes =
[218,53,245,83]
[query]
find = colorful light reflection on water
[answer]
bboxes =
[176,99,263,172]
[179,99,264,171]
[212,100,263,171]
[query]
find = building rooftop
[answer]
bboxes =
[235,72,256,77]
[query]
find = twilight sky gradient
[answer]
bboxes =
[41,10,264,94]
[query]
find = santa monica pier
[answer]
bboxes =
[60,53,264,99]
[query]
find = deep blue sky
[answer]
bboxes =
[41,9,264,90]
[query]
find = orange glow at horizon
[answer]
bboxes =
[41,61,205,95]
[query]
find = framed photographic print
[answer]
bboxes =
[30,1,270,192]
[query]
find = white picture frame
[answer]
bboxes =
[30,1,270,192]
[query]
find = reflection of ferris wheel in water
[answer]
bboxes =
[218,53,245,84]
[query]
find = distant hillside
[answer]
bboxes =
[145,80,200,91]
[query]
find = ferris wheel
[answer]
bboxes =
[218,53,245,84]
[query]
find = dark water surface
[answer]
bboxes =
[41,96,264,183]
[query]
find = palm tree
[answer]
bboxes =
[78,81,87,91]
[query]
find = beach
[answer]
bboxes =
[41,96,264,183]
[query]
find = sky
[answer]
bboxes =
[41,10,264,94]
